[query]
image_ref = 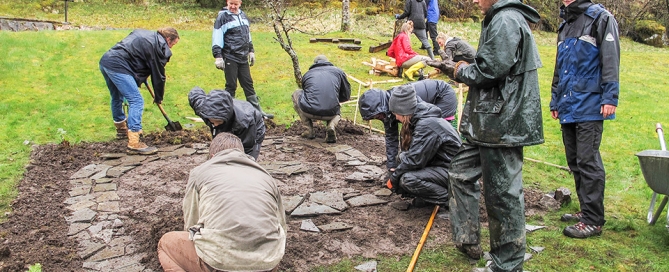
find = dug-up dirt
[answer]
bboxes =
[0,120,549,271]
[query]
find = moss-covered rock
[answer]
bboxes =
[633,20,666,47]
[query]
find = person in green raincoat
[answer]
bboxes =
[426,0,544,271]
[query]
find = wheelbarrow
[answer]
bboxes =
[635,123,669,228]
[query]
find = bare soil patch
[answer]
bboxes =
[0,120,548,271]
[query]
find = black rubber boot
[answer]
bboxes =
[246,95,274,119]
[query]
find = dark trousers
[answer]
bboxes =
[399,165,450,206]
[224,60,255,99]
[449,142,525,272]
[561,121,606,226]
[427,22,439,54]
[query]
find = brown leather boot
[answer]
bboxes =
[127,131,157,155]
[114,119,128,139]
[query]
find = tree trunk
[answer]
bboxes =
[341,0,351,32]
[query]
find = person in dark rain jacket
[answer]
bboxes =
[292,55,351,143]
[100,27,179,155]
[386,85,461,207]
[358,79,458,172]
[188,87,265,160]
[396,0,435,60]
[426,0,544,270]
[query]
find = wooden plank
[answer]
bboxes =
[369,41,392,53]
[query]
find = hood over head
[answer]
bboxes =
[188,87,235,123]
[485,0,541,25]
[560,0,594,22]
[358,89,391,120]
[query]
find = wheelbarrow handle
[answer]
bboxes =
[656,123,666,151]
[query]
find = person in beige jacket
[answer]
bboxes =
[157,132,287,271]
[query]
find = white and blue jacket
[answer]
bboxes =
[212,8,253,63]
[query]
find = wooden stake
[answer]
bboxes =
[407,205,440,272]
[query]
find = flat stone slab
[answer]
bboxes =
[67,200,96,211]
[87,245,125,262]
[98,202,120,212]
[343,148,369,162]
[69,178,93,186]
[290,203,342,217]
[101,159,123,167]
[260,161,309,176]
[95,178,113,184]
[173,148,197,157]
[97,191,120,202]
[66,208,97,223]
[89,165,113,180]
[100,153,125,159]
[343,191,362,200]
[373,188,392,196]
[390,201,410,211]
[325,145,353,153]
[356,165,385,179]
[119,155,148,166]
[78,240,106,259]
[309,191,348,211]
[68,223,91,236]
[191,143,208,150]
[300,219,320,232]
[70,186,92,197]
[71,164,108,179]
[345,160,367,166]
[283,195,305,214]
[317,222,353,232]
[64,194,95,205]
[94,183,117,192]
[157,145,183,152]
[529,246,545,253]
[355,260,377,272]
[107,166,136,178]
[346,194,388,207]
[525,224,546,233]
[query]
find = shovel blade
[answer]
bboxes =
[165,121,183,131]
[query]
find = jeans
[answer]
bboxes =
[100,66,144,132]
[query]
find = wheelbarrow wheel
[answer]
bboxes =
[648,193,669,225]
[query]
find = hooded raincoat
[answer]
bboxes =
[455,0,544,148]
[188,87,265,159]
[390,102,461,205]
[359,80,458,169]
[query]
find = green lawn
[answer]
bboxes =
[1,1,669,271]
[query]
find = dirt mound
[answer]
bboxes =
[0,121,550,271]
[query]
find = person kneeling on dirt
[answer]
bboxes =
[358,79,458,174]
[386,85,461,207]
[435,32,476,63]
[99,27,180,155]
[157,132,286,272]
[188,86,265,160]
[292,55,351,143]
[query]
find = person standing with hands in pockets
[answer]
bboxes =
[212,0,274,119]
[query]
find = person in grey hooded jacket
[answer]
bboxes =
[358,79,458,171]
[427,0,544,270]
[386,84,461,207]
[188,86,265,159]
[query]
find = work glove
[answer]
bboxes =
[426,59,458,80]
[437,49,450,61]
[248,52,255,67]
[215,58,225,70]
[388,172,401,192]
[394,14,400,19]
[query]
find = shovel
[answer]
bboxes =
[144,82,183,131]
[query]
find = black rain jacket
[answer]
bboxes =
[99,29,172,103]
[397,0,428,30]
[298,60,351,116]
[188,87,265,159]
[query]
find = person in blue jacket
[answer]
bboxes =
[550,0,620,239]
[212,0,273,119]
[426,0,440,56]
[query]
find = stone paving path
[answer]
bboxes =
[64,138,391,271]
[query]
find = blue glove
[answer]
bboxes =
[394,14,400,19]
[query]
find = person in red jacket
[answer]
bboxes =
[387,21,431,81]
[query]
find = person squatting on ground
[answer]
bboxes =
[395,0,435,60]
[358,79,458,173]
[550,0,620,239]
[292,55,351,144]
[386,84,461,207]
[435,32,477,63]
[387,21,432,81]
[427,0,544,270]
[212,0,273,119]
[188,86,266,160]
[426,0,441,57]
[157,132,286,272]
[99,27,179,155]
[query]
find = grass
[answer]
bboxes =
[2,0,669,271]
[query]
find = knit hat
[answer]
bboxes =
[314,55,328,63]
[389,84,417,116]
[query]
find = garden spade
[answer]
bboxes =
[144,82,183,131]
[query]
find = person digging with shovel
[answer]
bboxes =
[99,27,179,155]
